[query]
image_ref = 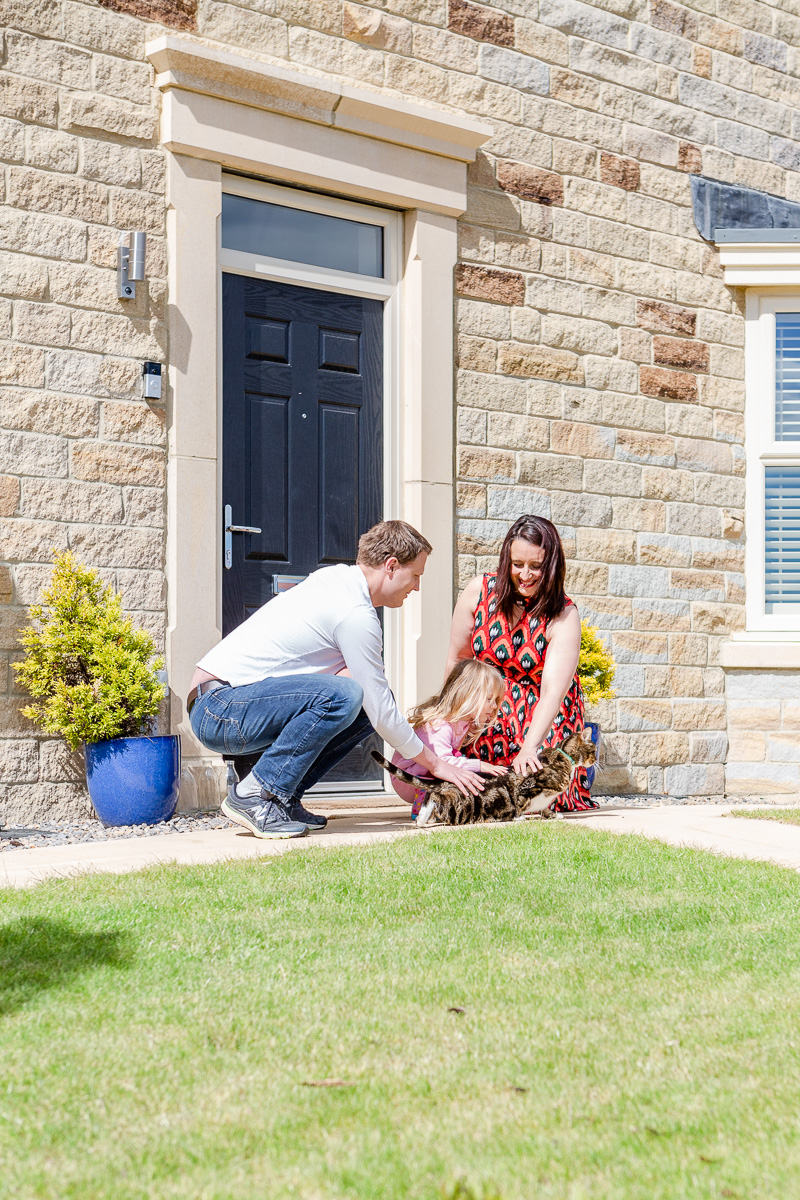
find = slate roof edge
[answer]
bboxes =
[691,174,800,242]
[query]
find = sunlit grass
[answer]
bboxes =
[2,824,800,1199]
[728,806,800,826]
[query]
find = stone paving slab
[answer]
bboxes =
[0,807,413,890]
[4,803,800,890]
[561,804,800,872]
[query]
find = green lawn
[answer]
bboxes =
[2,825,800,1200]
[729,807,800,826]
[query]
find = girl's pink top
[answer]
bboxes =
[390,718,484,803]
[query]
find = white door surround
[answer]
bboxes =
[146,35,492,754]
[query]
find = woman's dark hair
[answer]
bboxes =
[495,515,566,626]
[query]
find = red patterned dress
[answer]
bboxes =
[470,574,595,811]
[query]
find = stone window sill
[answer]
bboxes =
[721,640,800,669]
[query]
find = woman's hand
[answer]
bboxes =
[511,746,543,775]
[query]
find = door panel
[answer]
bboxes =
[246,392,289,561]
[246,315,290,361]
[222,274,384,787]
[319,404,360,563]
[319,327,360,372]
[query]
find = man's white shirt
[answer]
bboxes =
[197,564,424,760]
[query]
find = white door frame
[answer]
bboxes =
[148,35,491,763]
[218,176,403,735]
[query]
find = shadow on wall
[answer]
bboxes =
[0,918,131,1017]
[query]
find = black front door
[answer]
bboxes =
[221,274,384,787]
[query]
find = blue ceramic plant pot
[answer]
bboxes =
[583,722,601,791]
[84,735,181,827]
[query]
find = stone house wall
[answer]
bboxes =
[2,0,800,818]
[0,0,169,821]
[725,671,800,797]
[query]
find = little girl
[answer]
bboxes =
[391,658,507,817]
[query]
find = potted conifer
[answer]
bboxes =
[15,552,180,826]
[576,621,616,790]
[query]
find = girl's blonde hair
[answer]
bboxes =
[408,658,505,736]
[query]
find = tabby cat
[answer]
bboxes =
[372,729,596,827]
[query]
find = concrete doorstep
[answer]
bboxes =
[3,802,800,890]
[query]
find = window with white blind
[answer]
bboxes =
[745,296,800,630]
[765,465,800,610]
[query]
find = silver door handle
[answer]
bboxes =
[224,504,261,569]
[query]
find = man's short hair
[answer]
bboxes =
[357,520,433,567]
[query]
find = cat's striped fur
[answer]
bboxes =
[372,730,596,826]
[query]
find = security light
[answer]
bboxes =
[118,231,147,299]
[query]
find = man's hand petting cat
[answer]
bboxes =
[511,747,543,774]
[432,757,485,795]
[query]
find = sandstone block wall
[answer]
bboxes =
[2,0,800,814]
[0,0,167,821]
[726,672,800,797]
[444,0,797,799]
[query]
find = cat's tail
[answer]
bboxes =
[370,750,436,793]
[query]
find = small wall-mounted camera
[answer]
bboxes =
[142,361,162,400]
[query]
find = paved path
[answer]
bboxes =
[0,806,414,890]
[563,804,800,871]
[3,802,800,890]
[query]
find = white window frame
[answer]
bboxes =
[220,175,401,300]
[744,291,800,633]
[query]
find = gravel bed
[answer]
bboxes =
[0,812,235,852]
[594,795,800,808]
[2,793,796,852]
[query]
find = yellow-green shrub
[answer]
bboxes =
[14,551,165,750]
[577,620,616,705]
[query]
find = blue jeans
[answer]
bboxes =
[189,675,374,802]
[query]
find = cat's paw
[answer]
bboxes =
[525,790,561,814]
[416,798,436,827]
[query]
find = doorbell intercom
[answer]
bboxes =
[142,361,162,400]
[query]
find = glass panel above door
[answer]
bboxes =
[221,193,384,278]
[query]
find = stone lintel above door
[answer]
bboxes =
[147,34,492,217]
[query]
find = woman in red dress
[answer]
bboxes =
[445,514,595,812]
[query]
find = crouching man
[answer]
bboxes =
[188,520,484,839]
